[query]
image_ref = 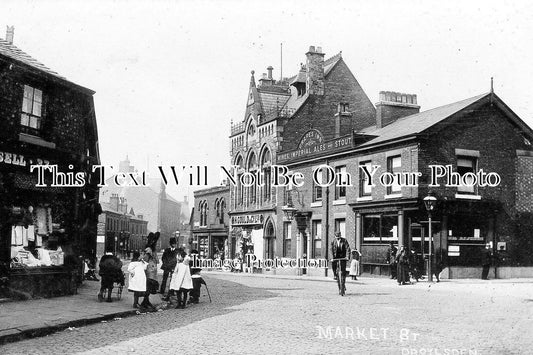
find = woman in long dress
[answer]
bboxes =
[396,246,410,285]
[349,249,361,280]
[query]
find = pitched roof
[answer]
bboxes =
[0,38,64,78]
[324,52,342,76]
[358,93,490,147]
[0,37,94,94]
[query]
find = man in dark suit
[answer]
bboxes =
[481,243,492,280]
[159,237,178,296]
[331,231,351,294]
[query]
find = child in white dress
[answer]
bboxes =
[169,250,193,308]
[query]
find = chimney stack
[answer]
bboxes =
[267,66,273,80]
[110,193,119,211]
[305,45,325,96]
[5,26,14,44]
[375,91,420,128]
[259,66,275,87]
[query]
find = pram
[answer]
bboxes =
[98,271,125,301]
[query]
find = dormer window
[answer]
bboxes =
[21,85,43,133]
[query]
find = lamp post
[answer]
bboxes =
[282,190,308,276]
[423,194,437,282]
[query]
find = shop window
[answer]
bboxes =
[334,219,346,239]
[283,222,292,257]
[457,156,477,194]
[21,85,43,134]
[334,166,348,200]
[312,220,322,258]
[386,156,402,195]
[359,161,372,197]
[362,214,399,244]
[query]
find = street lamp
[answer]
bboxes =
[423,194,437,282]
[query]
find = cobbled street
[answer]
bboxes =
[1,274,532,355]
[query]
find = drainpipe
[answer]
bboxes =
[324,159,330,277]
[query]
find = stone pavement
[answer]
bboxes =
[0,270,532,354]
[0,277,162,344]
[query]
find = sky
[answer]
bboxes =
[1,0,532,203]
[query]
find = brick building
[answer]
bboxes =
[0,27,101,297]
[192,186,229,259]
[282,91,533,278]
[97,194,148,259]
[224,45,533,278]
[99,158,183,252]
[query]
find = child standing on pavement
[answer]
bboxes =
[169,250,193,309]
[128,251,147,309]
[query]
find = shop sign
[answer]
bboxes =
[447,236,484,242]
[278,135,352,162]
[0,151,50,167]
[448,245,460,256]
[298,129,324,149]
[231,214,264,226]
[97,222,105,235]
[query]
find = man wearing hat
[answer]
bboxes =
[160,237,178,296]
[331,231,351,293]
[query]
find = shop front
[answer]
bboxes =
[0,149,98,299]
[352,198,501,279]
[228,212,276,272]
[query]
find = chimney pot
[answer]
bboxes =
[5,26,14,44]
[309,45,315,52]
[316,46,322,53]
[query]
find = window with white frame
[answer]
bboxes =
[335,166,348,200]
[312,220,322,258]
[359,161,372,197]
[457,156,477,194]
[283,222,292,257]
[21,85,43,132]
[386,155,402,195]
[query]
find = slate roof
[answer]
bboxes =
[0,37,93,94]
[0,38,63,78]
[324,52,342,76]
[358,93,490,147]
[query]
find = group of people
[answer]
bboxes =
[387,242,444,285]
[127,236,202,311]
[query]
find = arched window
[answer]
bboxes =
[260,148,272,201]
[218,198,226,224]
[264,221,275,260]
[199,200,208,227]
[235,156,244,206]
[247,152,257,205]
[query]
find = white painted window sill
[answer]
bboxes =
[332,199,346,205]
[356,196,372,202]
[310,201,323,208]
[385,193,402,199]
[455,194,481,200]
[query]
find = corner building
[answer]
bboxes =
[228,46,375,276]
